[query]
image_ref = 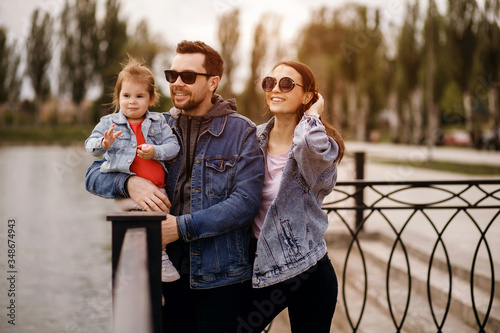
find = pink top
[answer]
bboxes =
[252,150,288,239]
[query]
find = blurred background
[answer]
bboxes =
[1,0,500,332]
[0,0,498,149]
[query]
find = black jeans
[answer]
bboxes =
[162,274,245,333]
[238,254,338,333]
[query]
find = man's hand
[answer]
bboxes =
[102,123,123,148]
[127,176,171,212]
[162,214,180,246]
[137,144,155,159]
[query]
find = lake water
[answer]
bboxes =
[0,145,115,333]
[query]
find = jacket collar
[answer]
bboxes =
[111,110,160,124]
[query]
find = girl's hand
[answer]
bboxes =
[306,93,324,117]
[102,123,122,148]
[137,144,155,159]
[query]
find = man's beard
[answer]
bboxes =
[172,89,208,113]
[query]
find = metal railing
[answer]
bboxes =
[323,179,500,332]
[107,212,165,333]
[106,180,500,332]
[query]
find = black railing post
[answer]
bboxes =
[354,151,365,230]
[107,212,166,333]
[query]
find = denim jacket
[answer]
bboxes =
[85,110,179,174]
[252,114,339,288]
[85,106,265,289]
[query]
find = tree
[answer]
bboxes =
[394,1,423,144]
[240,14,282,123]
[473,0,500,149]
[0,27,9,103]
[217,8,240,99]
[94,0,128,119]
[98,0,127,96]
[26,9,53,124]
[444,0,479,144]
[59,0,99,123]
[299,4,387,141]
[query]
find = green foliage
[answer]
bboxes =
[26,10,53,101]
[97,0,128,104]
[440,80,464,125]
[59,0,99,105]
[217,9,240,99]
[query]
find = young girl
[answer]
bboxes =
[241,60,345,332]
[85,56,181,282]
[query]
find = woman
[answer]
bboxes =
[241,60,345,332]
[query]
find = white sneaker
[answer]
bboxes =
[161,251,180,282]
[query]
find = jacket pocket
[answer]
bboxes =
[205,157,237,205]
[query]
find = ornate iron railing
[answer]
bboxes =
[322,180,500,333]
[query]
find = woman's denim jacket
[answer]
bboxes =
[252,114,339,288]
[85,110,179,174]
[85,111,265,289]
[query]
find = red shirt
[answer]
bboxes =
[129,120,166,188]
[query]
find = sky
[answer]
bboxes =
[0,0,448,98]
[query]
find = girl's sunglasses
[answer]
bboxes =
[261,76,304,93]
[164,70,215,84]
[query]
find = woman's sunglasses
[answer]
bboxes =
[261,76,304,93]
[164,70,215,84]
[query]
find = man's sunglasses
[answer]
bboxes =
[261,76,304,93]
[164,70,215,84]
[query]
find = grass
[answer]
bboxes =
[373,157,500,176]
[0,125,94,146]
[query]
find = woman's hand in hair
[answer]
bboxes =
[306,93,324,117]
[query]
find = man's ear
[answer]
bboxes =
[209,76,221,92]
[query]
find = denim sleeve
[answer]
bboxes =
[84,158,130,199]
[153,119,180,161]
[177,126,265,241]
[85,118,111,157]
[292,114,339,188]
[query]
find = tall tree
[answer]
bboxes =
[445,0,479,144]
[26,9,53,124]
[97,0,127,108]
[126,19,167,67]
[394,1,423,144]
[59,0,99,123]
[474,0,500,149]
[241,14,281,123]
[0,27,9,103]
[217,8,240,99]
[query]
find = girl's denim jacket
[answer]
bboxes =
[85,110,180,174]
[252,114,339,288]
[85,108,265,289]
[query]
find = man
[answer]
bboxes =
[85,40,265,332]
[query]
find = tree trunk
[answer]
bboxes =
[388,92,399,143]
[463,92,473,146]
[357,93,369,141]
[347,82,357,139]
[488,87,499,150]
[411,88,423,144]
[402,101,411,144]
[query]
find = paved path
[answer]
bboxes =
[346,141,500,167]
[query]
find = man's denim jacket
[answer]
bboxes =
[85,111,265,289]
[85,110,179,174]
[252,114,339,288]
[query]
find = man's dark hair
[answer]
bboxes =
[176,40,224,79]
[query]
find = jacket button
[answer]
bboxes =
[252,277,259,285]
[151,129,155,134]
[127,159,132,163]
[132,143,136,147]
